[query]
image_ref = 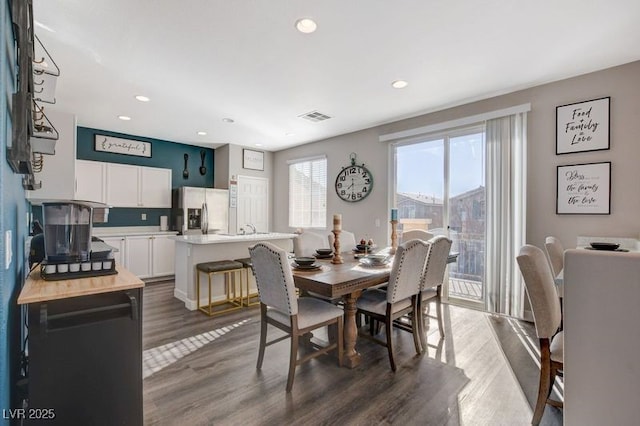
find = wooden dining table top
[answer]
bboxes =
[292,251,459,298]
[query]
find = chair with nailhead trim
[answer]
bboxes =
[249,242,344,392]
[355,239,429,371]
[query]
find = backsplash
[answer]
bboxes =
[31,206,173,229]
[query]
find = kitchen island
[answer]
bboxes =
[170,232,296,310]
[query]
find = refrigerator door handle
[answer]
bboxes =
[201,202,209,234]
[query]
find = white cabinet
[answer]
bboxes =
[26,111,77,202]
[102,233,175,279]
[125,235,153,279]
[106,163,140,207]
[105,163,172,208]
[100,236,126,266]
[75,160,106,203]
[140,167,172,208]
[151,235,175,276]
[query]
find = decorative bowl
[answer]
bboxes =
[589,242,620,251]
[365,254,389,265]
[356,244,371,252]
[316,248,333,255]
[294,257,316,266]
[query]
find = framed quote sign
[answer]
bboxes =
[243,149,264,171]
[557,162,611,215]
[556,97,610,154]
[94,135,152,157]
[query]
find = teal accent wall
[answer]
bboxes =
[74,127,215,227]
[1,0,27,420]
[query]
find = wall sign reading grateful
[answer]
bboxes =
[556,162,610,215]
[94,135,152,157]
[556,97,610,154]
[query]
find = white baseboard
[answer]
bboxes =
[173,287,232,311]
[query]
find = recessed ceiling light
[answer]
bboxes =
[285,132,295,137]
[135,95,150,102]
[391,80,408,89]
[118,115,131,121]
[255,143,263,147]
[197,131,207,136]
[295,18,317,34]
[222,118,235,123]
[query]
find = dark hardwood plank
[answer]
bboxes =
[142,281,563,425]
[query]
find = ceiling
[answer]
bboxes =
[32,0,640,152]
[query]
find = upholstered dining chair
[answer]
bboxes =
[328,230,357,252]
[400,229,434,244]
[293,230,330,257]
[544,236,565,298]
[517,245,564,425]
[356,239,429,371]
[249,242,344,392]
[391,236,451,351]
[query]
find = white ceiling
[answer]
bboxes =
[33,0,640,152]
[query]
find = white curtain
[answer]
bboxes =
[484,113,527,317]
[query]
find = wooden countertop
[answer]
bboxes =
[18,266,145,305]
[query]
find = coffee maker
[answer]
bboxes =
[40,201,116,280]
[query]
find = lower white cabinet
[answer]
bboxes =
[99,233,175,279]
[100,236,126,266]
[125,236,153,279]
[151,235,175,277]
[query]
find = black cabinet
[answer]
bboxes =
[27,289,142,425]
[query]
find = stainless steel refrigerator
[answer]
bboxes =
[175,186,229,235]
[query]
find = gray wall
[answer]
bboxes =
[273,60,640,250]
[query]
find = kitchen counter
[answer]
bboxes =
[93,226,178,237]
[172,232,295,310]
[170,232,296,245]
[18,266,144,304]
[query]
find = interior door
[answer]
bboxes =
[236,175,269,233]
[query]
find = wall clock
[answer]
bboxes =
[335,153,373,202]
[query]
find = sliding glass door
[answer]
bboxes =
[393,126,486,307]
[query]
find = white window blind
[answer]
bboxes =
[288,157,327,228]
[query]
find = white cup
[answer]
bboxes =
[92,262,102,271]
[69,263,80,272]
[44,264,56,274]
[57,264,69,273]
[81,262,91,271]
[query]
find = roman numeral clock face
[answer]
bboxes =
[335,165,373,202]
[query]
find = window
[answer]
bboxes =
[288,156,327,228]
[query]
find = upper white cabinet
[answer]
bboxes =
[106,163,140,207]
[105,163,172,208]
[140,167,172,208]
[75,160,106,203]
[26,110,77,202]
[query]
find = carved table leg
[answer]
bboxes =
[342,290,362,368]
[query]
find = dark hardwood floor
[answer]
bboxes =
[142,281,563,425]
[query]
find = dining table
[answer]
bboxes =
[292,251,458,369]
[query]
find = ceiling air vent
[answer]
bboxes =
[298,110,332,122]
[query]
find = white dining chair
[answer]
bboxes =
[401,229,434,244]
[249,242,344,392]
[544,236,565,298]
[517,245,564,425]
[328,230,357,252]
[293,229,330,257]
[356,239,429,371]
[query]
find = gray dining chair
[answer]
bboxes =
[356,239,429,371]
[249,242,344,392]
[517,245,564,425]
